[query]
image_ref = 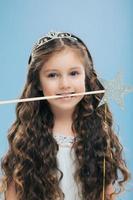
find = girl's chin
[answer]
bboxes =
[49,100,79,111]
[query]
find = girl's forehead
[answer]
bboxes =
[41,49,85,71]
[44,48,84,66]
[52,47,83,57]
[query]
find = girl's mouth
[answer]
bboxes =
[56,92,75,99]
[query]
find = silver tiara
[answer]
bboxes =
[33,31,78,50]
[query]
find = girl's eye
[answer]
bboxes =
[70,71,80,76]
[47,71,79,78]
[47,73,58,78]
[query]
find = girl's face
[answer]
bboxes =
[39,48,86,113]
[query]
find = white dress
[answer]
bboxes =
[54,134,81,200]
[0,192,4,200]
[0,135,81,200]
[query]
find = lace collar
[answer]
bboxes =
[53,134,77,147]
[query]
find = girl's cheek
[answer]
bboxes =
[74,78,85,87]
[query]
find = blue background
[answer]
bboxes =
[0,0,133,199]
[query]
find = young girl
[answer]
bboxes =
[0,31,130,200]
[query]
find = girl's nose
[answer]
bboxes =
[59,76,71,89]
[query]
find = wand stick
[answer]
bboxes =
[0,90,105,105]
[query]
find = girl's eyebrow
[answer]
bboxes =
[44,66,82,73]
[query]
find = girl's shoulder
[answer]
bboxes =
[0,176,6,200]
[0,183,6,200]
[1,181,17,200]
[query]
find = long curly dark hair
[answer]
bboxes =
[0,32,130,200]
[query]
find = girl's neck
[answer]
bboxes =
[52,110,75,137]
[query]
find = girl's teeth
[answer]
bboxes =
[57,95,74,99]
[60,96,73,98]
